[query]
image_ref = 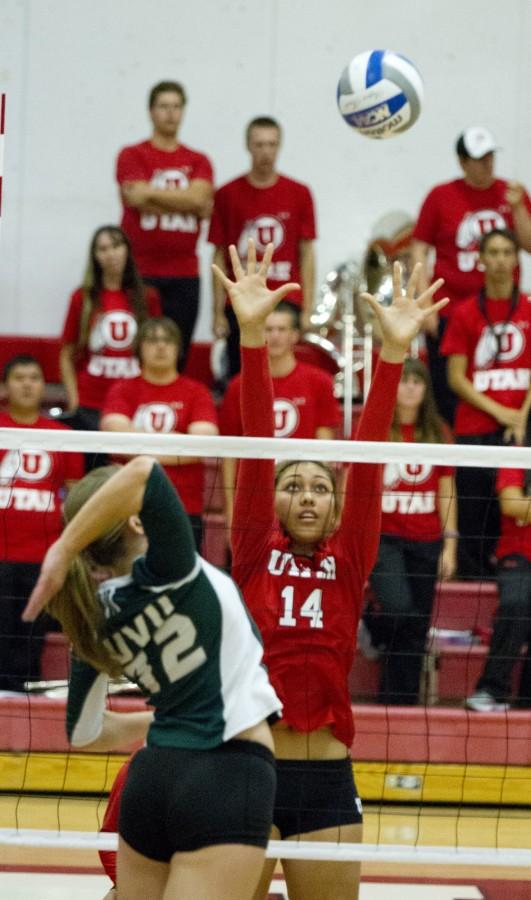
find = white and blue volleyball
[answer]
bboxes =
[337,50,423,139]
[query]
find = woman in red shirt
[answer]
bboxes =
[362,358,457,705]
[467,415,531,712]
[60,225,161,432]
[213,241,448,900]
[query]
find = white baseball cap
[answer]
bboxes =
[456,126,498,159]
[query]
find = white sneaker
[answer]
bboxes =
[466,690,510,713]
[357,620,380,660]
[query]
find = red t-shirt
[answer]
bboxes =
[61,287,161,410]
[413,178,531,313]
[102,376,217,515]
[232,346,400,748]
[99,757,131,885]
[208,174,316,306]
[219,361,341,438]
[496,468,531,561]
[0,414,84,563]
[380,424,453,541]
[441,293,531,435]
[116,140,214,277]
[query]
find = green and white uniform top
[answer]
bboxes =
[66,463,282,750]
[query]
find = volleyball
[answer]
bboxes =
[337,50,423,139]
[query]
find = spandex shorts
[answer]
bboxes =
[119,739,276,861]
[274,757,363,839]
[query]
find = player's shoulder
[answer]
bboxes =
[216,173,247,195]
[278,173,309,190]
[178,142,212,164]
[117,139,150,158]
[294,360,334,384]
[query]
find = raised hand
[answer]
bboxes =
[212,239,300,330]
[22,540,71,621]
[362,262,449,358]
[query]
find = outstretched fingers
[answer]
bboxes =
[258,241,274,279]
[211,263,233,292]
[422,295,450,322]
[417,276,445,308]
[228,244,245,280]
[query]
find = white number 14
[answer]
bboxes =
[279,587,323,629]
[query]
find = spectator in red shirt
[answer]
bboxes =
[209,116,316,376]
[361,358,457,705]
[116,81,214,367]
[467,418,531,712]
[0,356,83,693]
[101,317,218,550]
[411,127,531,424]
[442,228,531,576]
[60,225,161,434]
[219,300,341,530]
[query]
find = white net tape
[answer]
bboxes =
[0,426,530,467]
[1,830,530,868]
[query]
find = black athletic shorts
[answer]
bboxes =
[274,757,363,839]
[119,739,276,861]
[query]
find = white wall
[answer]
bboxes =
[1,0,531,341]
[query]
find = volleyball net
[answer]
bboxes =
[0,426,530,872]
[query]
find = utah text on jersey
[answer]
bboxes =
[0,449,56,510]
[382,462,436,514]
[267,550,337,580]
[141,168,197,233]
[237,216,292,282]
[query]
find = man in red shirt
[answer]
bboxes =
[442,228,531,576]
[101,317,218,551]
[411,127,531,424]
[219,301,341,528]
[116,81,214,367]
[0,356,83,693]
[209,116,317,376]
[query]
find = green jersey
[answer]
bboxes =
[66,464,281,749]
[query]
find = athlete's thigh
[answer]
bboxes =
[251,824,281,900]
[164,843,267,900]
[116,836,168,900]
[282,823,363,900]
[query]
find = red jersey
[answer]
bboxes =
[61,287,161,410]
[116,140,214,277]
[232,346,401,747]
[380,425,453,541]
[219,361,341,438]
[208,174,316,306]
[0,414,84,563]
[496,468,531,562]
[99,758,131,885]
[102,376,217,515]
[413,178,531,313]
[441,293,531,435]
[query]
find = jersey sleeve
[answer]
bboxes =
[135,462,197,584]
[300,184,317,240]
[101,380,135,420]
[218,376,243,435]
[232,346,276,576]
[497,467,524,493]
[187,382,218,426]
[338,359,402,578]
[192,151,214,184]
[313,369,342,429]
[116,145,145,184]
[439,303,472,356]
[207,186,228,245]
[66,655,109,745]
[145,286,162,317]
[61,290,83,344]
[412,186,439,245]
